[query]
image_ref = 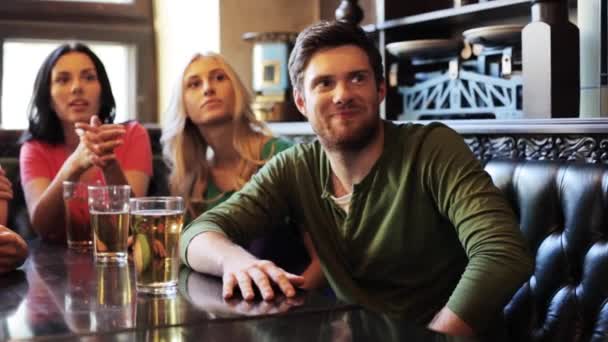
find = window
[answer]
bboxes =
[2,40,135,128]
[0,0,156,128]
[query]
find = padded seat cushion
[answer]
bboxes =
[485,160,608,342]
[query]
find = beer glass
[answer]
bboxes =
[88,185,131,263]
[62,181,93,250]
[129,197,184,295]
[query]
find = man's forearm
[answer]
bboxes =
[186,231,258,276]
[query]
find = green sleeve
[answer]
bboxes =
[180,146,297,267]
[420,123,533,332]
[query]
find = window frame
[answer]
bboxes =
[0,0,152,22]
[0,0,157,125]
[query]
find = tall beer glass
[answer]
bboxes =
[130,197,184,295]
[88,185,131,263]
[63,181,93,250]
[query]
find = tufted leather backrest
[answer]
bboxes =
[484,160,608,342]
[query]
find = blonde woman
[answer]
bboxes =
[162,52,324,290]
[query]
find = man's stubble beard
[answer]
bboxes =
[316,113,382,152]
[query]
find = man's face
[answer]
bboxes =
[294,45,386,150]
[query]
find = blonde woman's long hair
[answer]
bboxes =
[160,52,272,212]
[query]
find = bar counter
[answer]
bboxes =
[0,240,477,341]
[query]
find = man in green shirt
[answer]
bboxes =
[182,21,533,337]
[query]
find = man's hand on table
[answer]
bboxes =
[187,231,306,301]
[222,258,305,301]
[184,269,305,316]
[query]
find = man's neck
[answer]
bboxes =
[326,123,385,197]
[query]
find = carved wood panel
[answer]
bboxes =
[462,134,608,164]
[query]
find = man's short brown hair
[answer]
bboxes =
[288,21,384,93]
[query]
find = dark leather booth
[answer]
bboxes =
[485,160,608,342]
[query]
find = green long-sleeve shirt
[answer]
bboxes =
[181,121,533,332]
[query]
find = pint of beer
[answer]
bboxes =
[63,181,93,250]
[88,185,131,263]
[130,196,184,295]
